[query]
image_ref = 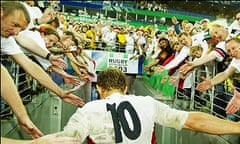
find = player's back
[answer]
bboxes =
[64,93,157,144]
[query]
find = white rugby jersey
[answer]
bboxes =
[1,36,23,55]
[1,31,51,70]
[63,93,188,144]
[164,46,190,70]
[18,30,51,70]
[228,20,240,38]
[230,58,240,73]
[209,41,227,62]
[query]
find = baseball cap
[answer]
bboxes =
[200,18,210,24]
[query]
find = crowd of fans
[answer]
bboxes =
[3,0,240,119]
[25,1,240,119]
[1,1,240,142]
[48,7,240,121]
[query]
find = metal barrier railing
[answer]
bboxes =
[0,54,43,119]
[173,61,240,121]
[1,43,239,122]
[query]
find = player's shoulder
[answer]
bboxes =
[123,95,156,104]
[215,41,226,49]
[82,99,107,111]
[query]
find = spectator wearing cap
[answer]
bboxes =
[200,18,210,31]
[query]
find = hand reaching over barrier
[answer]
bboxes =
[226,86,240,114]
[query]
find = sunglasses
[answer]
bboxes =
[237,17,240,20]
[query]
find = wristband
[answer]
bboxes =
[46,53,52,60]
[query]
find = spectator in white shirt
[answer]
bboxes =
[228,12,240,38]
